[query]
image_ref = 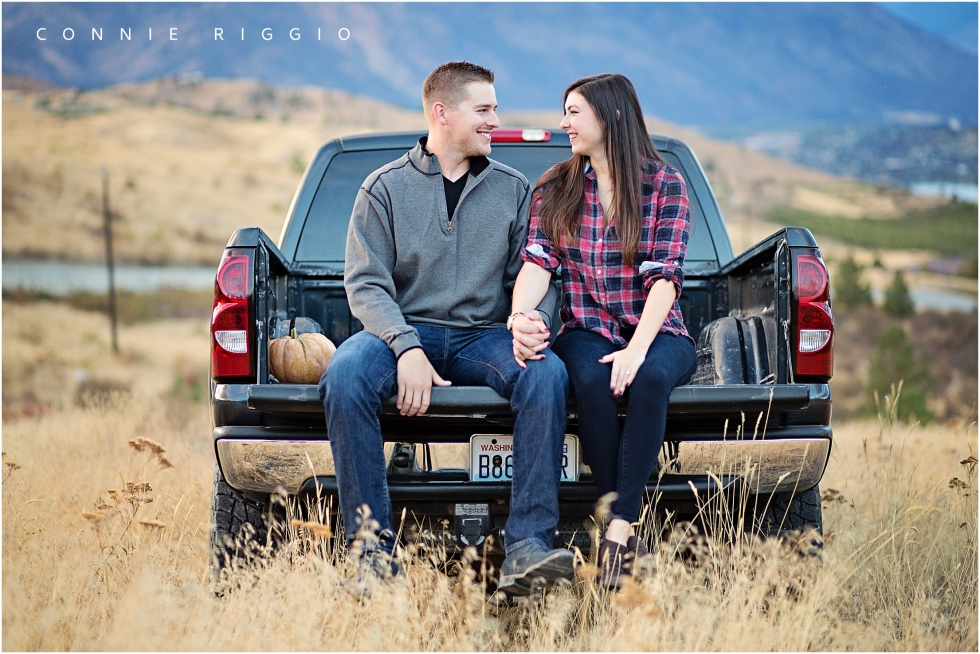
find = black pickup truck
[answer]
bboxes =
[209,129,834,576]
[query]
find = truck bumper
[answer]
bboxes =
[215,429,831,498]
[212,382,832,502]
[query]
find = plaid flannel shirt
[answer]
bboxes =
[522,158,693,348]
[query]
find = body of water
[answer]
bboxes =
[909,182,979,203]
[873,286,977,313]
[2,261,216,295]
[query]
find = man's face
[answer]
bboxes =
[444,82,499,158]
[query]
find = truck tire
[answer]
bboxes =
[748,485,823,538]
[209,464,272,585]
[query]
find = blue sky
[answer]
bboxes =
[879,2,978,54]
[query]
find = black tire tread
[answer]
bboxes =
[751,485,823,537]
[209,464,270,581]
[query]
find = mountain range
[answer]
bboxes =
[3,2,977,130]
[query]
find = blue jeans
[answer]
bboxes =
[551,329,697,523]
[319,325,570,554]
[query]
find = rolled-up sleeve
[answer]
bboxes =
[521,188,562,272]
[640,168,690,298]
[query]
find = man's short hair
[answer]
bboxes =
[422,61,495,112]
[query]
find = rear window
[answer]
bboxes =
[295,145,717,263]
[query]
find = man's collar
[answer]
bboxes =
[416,136,490,177]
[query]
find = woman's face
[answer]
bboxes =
[560,91,605,160]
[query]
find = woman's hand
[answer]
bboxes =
[512,310,550,368]
[599,342,650,397]
[599,280,675,396]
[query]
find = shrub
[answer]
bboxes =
[834,254,873,309]
[883,271,915,318]
[864,324,932,423]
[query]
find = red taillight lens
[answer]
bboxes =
[797,257,827,302]
[491,129,552,142]
[793,253,833,380]
[211,250,253,379]
[217,254,250,299]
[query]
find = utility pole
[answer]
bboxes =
[102,166,119,354]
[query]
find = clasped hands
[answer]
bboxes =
[511,310,550,369]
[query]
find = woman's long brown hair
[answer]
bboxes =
[534,74,664,268]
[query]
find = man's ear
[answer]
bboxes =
[432,101,449,126]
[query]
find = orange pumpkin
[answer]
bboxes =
[269,329,336,384]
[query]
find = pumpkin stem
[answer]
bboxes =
[290,327,298,339]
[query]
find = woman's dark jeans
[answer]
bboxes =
[552,329,697,523]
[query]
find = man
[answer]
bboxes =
[319,61,573,596]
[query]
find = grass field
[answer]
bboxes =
[768,202,979,259]
[2,302,977,650]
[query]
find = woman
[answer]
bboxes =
[507,73,697,589]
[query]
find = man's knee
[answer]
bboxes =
[320,332,391,407]
[521,351,569,393]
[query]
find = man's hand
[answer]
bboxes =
[512,310,550,369]
[396,348,451,416]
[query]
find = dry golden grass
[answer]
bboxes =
[2,302,977,650]
[2,300,210,413]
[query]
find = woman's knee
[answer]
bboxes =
[638,336,696,389]
[554,333,615,392]
[631,363,673,397]
[562,357,611,394]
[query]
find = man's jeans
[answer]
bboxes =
[319,325,569,555]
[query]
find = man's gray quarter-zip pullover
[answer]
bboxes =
[344,138,556,358]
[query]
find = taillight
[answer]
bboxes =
[491,129,551,142]
[211,249,253,379]
[793,252,833,380]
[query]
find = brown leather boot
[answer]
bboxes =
[596,537,629,590]
[624,534,651,576]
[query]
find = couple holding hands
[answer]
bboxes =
[319,61,697,595]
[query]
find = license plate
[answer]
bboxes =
[469,434,579,482]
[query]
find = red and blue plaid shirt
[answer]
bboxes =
[522,158,693,348]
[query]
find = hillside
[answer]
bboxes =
[2,79,426,266]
